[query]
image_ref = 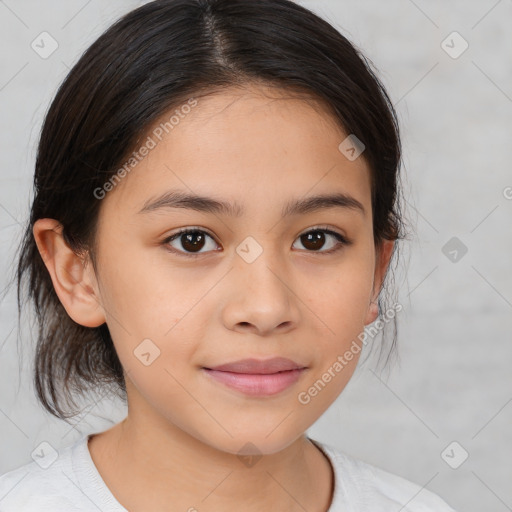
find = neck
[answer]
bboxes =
[88,409,334,511]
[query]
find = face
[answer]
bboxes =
[84,85,390,455]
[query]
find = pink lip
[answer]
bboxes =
[202,357,308,396]
[205,357,305,374]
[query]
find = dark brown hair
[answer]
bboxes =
[12,0,408,420]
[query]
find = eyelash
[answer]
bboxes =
[162,226,352,258]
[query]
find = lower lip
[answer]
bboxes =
[202,368,306,396]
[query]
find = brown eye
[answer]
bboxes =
[300,231,326,251]
[164,229,218,256]
[180,232,206,252]
[292,228,349,254]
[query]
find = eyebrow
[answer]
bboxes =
[137,190,366,218]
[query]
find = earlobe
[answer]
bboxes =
[364,239,395,326]
[364,300,379,326]
[32,218,106,328]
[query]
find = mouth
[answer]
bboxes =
[203,357,306,374]
[201,357,308,396]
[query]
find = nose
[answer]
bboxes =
[220,246,300,336]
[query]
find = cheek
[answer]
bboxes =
[296,270,372,412]
[106,317,201,429]
[94,256,205,389]
[301,251,375,395]
[96,239,197,332]
[306,253,374,334]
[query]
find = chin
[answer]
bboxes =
[200,430,306,459]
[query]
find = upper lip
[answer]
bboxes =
[204,357,306,374]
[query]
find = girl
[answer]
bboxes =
[0,0,457,510]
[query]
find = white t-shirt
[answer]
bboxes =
[0,434,457,511]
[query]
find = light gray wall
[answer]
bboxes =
[1,1,511,511]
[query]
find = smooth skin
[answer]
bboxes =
[33,83,394,512]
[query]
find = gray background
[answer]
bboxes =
[1,1,511,511]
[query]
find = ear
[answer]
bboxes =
[364,239,395,326]
[32,218,106,327]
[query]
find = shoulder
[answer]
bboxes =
[310,438,458,512]
[0,439,86,512]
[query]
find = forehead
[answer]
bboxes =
[102,84,372,217]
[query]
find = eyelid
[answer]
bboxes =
[164,225,216,240]
[163,224,348,241]
[300,224,348,239]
